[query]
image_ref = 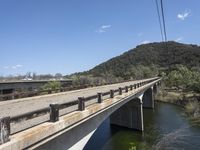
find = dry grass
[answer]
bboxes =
[155,90,182,103]
[185,101,200,118]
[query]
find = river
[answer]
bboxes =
[84,102,200,150]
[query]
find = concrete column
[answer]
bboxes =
[110,98,144,131]
[158,80,161,86]
[78,97,85,111]
[153,84,158,95]
[142,88,154,109]
[50,104,59,122]
[97,93,102,103]
[0,117,10,144]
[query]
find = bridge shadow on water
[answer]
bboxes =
[83,118,143,150]
[83,118,115,150]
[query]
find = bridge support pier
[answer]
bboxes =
[110,98,144,131]
[153,84,158,95]
[142,88,154,109]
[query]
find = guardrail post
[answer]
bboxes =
[78,97,85,111]
[119,87,122,95]
[50,104,59,122]
[137,83,140,88]
[48,90,52,94]
[134,84,137,89]
[97,93,102,103]
[0,117,10,145]
[125,86,128,93]
[110,90,114,98]
[130,85,133,91]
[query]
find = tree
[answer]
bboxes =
[42,81,61,91]
[165,65,200,92]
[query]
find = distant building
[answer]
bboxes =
[0,79,72,95]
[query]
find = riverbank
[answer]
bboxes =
[155,88,200,125]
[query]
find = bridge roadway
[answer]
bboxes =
[0,78,157,118]
[0,78,157,133]
[0,77,160,150]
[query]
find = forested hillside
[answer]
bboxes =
[70,41,200,85]
[86,41,200,79]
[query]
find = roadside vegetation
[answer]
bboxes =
[157,65,200,124]
[41,81,61,91]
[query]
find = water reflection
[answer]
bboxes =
[84,102,200,150]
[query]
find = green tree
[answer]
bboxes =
[165,65,200,92]
[42,81,61,91]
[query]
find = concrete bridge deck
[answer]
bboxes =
[0,78,157,118]
[0,77,161,150]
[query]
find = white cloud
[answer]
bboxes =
[96,25,111,33]
[140,40,150,44]
[175,37,183,42]
[3,64,23,70]
[15,64,23,68]
[177,10,191,20]
[101,25,111,29]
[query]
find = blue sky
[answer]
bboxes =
[0,0,199,76]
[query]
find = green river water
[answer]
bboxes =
[84,102,200,150]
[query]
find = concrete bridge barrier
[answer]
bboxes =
[0,77,161,150]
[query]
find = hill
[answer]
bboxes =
[83,41,200,79]
[69,41,200,83]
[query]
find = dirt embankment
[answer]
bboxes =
[155,88,200,105]
[155,88,200,125]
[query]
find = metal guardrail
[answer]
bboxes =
[0,77,161,145]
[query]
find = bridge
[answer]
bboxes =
[0,77,161,150]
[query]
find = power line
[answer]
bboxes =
[154,0,169,67]
[155,0,164,42]
[160,0,167,42]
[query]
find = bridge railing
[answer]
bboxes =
[0,84,90,101]
[0,77,161,145]
[0,77,159,101]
